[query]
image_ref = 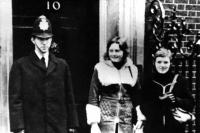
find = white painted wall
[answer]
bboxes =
[99,0,145,65]
[0,0,13,133]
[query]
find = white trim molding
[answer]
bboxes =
[99,0,108,60]
[99,0,145,65]
[0,0,13,133]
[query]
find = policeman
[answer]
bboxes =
[9,15,79,133]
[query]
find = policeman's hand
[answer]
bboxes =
[69,128,76,133]
[15,130,24,133]
[91,123,101,133]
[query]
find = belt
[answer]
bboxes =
[101,96,131,104]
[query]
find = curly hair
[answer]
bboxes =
[154,47,172,60]
[104,36,129,61]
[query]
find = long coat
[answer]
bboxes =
[142,72,194,133]
[88,58,141,133]
[9,52,79,133]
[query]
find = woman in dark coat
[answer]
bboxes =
[9,15,79,133]
[142,48,194,133]
[86,36,145,133]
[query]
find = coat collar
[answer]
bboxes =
[103,57,133,69]
[30,51,58,74]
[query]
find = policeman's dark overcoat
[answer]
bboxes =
[9,52,79,133]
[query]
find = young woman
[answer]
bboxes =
[142,48,194,133]
[86,36,145,133]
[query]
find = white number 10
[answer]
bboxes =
[47,1,61,10]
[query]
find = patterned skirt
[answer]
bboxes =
[99,97,134,133]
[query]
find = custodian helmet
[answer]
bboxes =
[32,15,53,38]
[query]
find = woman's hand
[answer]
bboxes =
[134,120,144,130]
[159,93,176,103]
[167,92,176,103]
[91,123,101,133]
[136,105,146,121]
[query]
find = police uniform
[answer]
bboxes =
[9,15,79,133]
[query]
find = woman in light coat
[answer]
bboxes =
[86,36,145,133]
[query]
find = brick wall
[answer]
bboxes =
[160,0,200,46]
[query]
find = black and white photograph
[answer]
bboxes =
[0,0,198,133]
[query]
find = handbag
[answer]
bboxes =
[171,107,195,123]
[169,74,195,123]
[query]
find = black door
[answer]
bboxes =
[12,0,99,132]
